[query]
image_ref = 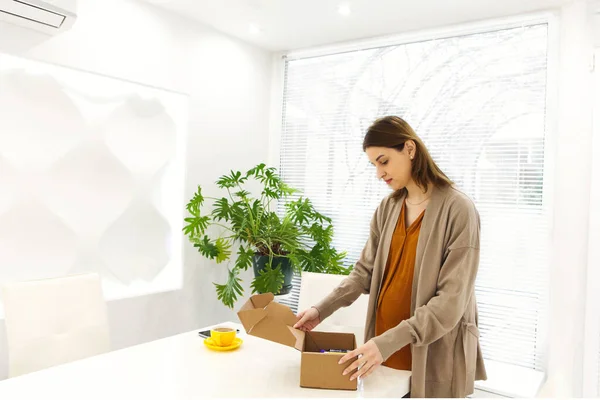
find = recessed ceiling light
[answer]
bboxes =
[249,24,261,34]
[338,4,351,16]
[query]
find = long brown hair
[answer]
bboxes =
[363,116,453,198]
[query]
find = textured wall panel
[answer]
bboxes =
[0,53,188,306]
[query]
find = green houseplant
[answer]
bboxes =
[183,163,349,308]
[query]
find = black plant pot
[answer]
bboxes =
[252,254,293,295]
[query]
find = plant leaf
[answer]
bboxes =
[214,268,244,309]
[217,170,247,188]
[215,238,232,264]
[183,215,210,237]
[212,197,231,221]
[267,168,281,188]
[235,245,255,271]
[262,188,278,199]
[278,182,298,197]
[251,261,284,294]
[193,235,219,259]
[287,253,302,274]
[185,186,204,217]
[234,190,251,200]
[246,163,266,180]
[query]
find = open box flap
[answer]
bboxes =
[237,293,305,351]
[237,293,273,333]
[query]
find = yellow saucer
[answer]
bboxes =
[204,337,243,351]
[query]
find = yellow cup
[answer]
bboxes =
[210,327,236,347]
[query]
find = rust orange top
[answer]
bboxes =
[375,201,424,371]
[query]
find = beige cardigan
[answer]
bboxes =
[315,185,487,398]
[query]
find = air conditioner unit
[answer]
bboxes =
[0,0,76,35]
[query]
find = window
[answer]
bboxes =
[278,22,550,377]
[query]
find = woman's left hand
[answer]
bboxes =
[339,339,384,381]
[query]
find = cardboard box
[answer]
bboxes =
[237,293,358,391]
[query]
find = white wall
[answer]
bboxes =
[538,1,595,398]
[0,0,272,380]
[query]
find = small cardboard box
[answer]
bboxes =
[237,293,358,391]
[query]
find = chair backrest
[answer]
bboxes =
[2,273,110,377]
[298,272,369,345]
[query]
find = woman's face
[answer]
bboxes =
[365,145,413,191]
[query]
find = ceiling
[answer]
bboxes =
[142,0,573,52]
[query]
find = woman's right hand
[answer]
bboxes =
[293,307,321,331]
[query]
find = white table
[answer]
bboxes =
[0,322,411,399]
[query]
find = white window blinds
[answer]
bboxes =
[278,24,550,372]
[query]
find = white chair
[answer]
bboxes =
[298,272,369,345]
[1,273,111,377]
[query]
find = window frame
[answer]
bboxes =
[582,47,600,398]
